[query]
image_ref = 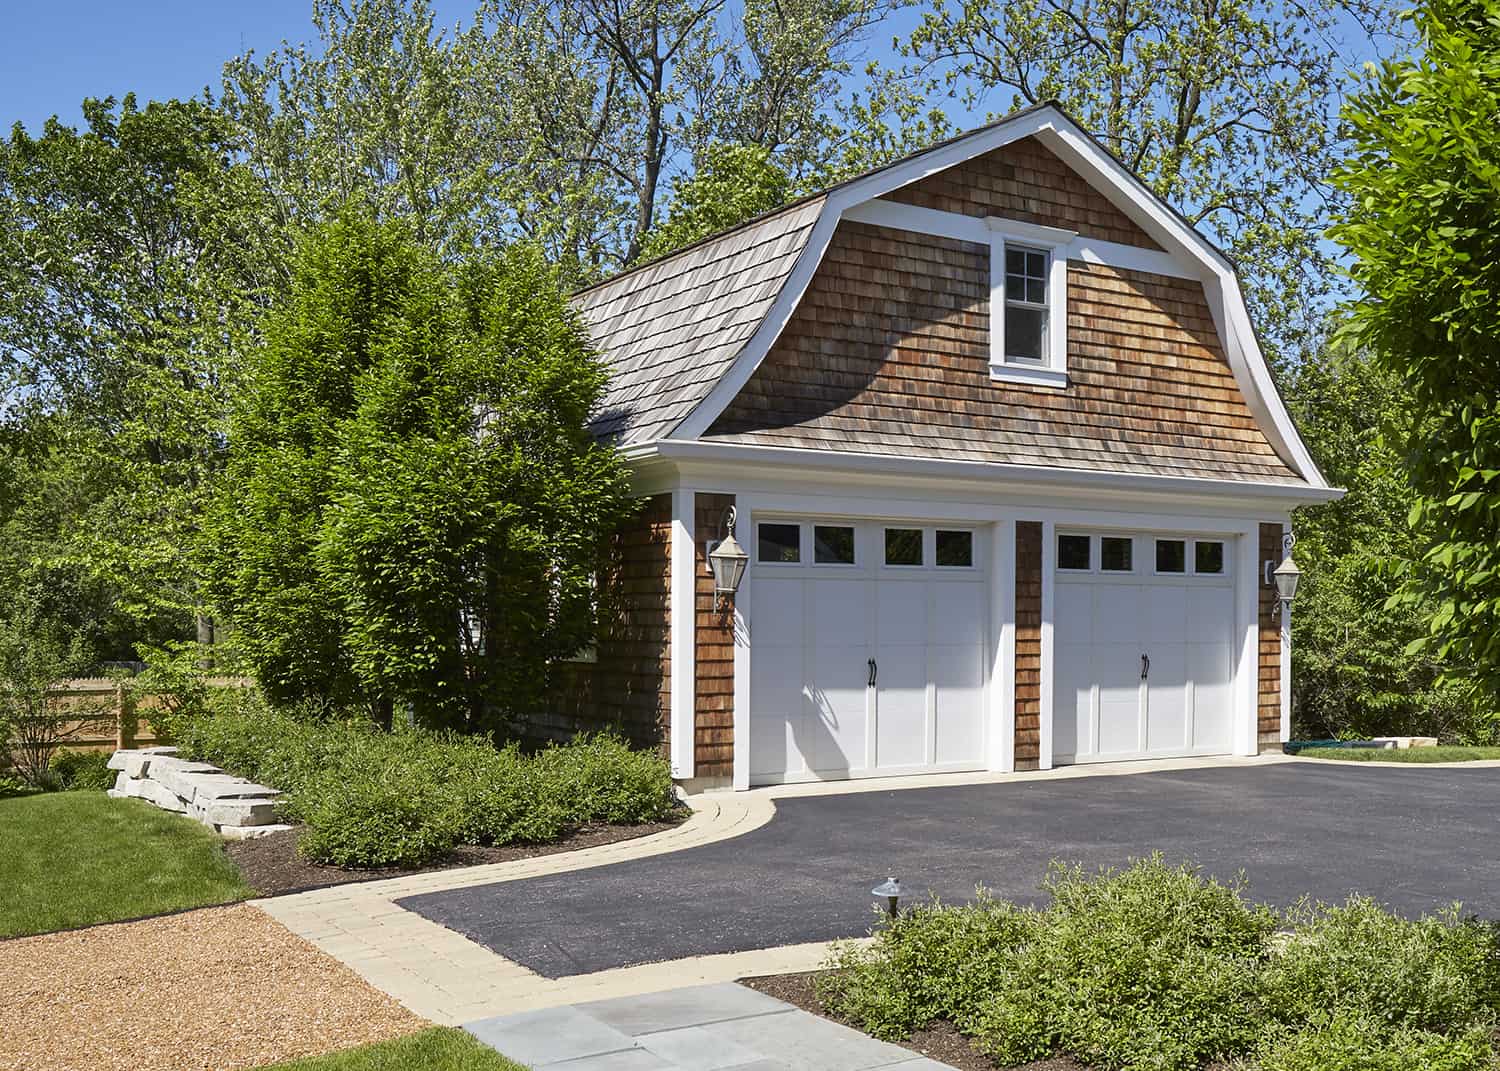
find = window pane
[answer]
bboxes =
[758,523,800,563]
[1195,540,1225,574]
[1005,306,1046,362]
[1027,251,1046,276]
[1058,534,1091,570]
[1006,248,1025,275]
[1005,274,1025,301]
[1156,539,1186,573]
[1026,278,1045,304]
[936,530,973,567]
[814,525,855,564]
[885,528,923,566]
[1101,537,1133,572]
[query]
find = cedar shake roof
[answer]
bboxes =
[576,197,824,446]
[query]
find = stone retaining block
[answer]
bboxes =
[108,746,285,837]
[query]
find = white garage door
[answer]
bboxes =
[748,520,988,784]
[1054,531,1236,763]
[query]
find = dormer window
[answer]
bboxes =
[1003,247,1049,363]
[987,217,1075,388]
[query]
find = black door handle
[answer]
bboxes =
[868,658,877,687]
[1141,654,1150,680]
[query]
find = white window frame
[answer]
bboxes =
[987,217,1075,388]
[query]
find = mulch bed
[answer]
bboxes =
[228,812,688,897]
[740,971,1085,1071]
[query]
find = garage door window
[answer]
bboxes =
[814,525,856,565]
[1194,540,1225,575]
[885,528,923,566]
[1155,538,1187,573]
[1101,536,1133,572]
[936,529,974,568]
[1058,534,1091,571]
[758,523,801,564]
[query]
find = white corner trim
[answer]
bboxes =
[669,490,697,779]
[989,362,1069,389]
[991,518,1016,773]
[1039,519,1056,771]
[1280,519,1292,744]
[1233,523,1261,756]
[986,215,1076,246]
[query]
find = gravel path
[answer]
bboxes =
[0,903,427,1071]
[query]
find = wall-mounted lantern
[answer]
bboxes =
[1265,532,1299,621]
[708,505,748,611]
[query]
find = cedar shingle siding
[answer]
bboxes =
[550,494,672,754]
[1014,521,1043,771]
[1259,522,1284,750]
[694,493,736,777]
[886,136,1162,249]
[706,218,1299,483]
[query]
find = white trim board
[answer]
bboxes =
[667,104,1331,493]
[669,490,697,779]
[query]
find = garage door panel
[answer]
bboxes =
[877,581,928,646]
[1096,644,1143,755]
[811,579,871,647]
[932,644,984,765]
[933,583,984,641]
[1146,646,1188,753]
[1054,584,1095,646]
[749,654,808,778]
[1189,641,1233,750]
[1054,651,1091,759]
[1187,587,1234,646]
[808,648,869,774]
[875,644,928,769]
[1143,585,1188,645]
[752,576,805,647]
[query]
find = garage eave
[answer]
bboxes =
[636,440,1345,506]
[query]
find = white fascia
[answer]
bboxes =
[667,104,1332,492]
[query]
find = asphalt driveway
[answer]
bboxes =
[397,762,1500,978]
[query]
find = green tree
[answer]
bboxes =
[222,0,893,281]
[206,214,633,731]
[1284,339,1488,741]
[865,0,1399,363]
[0,96,272,658]
[637,142,791,260]
[1329,0,1500,710]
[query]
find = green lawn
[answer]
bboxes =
[0,791,253,938]
[257,1029,527,1070]
[1299,745,1500,762]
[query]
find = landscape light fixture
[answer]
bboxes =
[707,505,748,610]
[871,876,903,919]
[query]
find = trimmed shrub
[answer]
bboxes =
[972,857,1276,1070]
[1262,897,1500,1036]
[48,748,115,791]
[0,773,34,798]
[176,702,678,868]
[1256,1013,1496,1071]
[817,891,1040,1040]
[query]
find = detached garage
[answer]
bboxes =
[561,103,1341,790]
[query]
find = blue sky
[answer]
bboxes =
[0,1,474,133]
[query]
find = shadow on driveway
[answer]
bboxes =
[398,763,1500,978]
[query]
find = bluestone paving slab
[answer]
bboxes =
[401,763,1500,977]
[464,1005,636,1065]
[633,1024,766,1070]
[462,984,958,1071]
[580,982,788,1035]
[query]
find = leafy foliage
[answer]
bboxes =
[176,700,678,869]
[1284,339,1492,741]
[637,143,792,261]
[204,214,633,730]
[820,857,1500,1070]
[1329,0,1500,711]
[0,606,104,787]
[47,748,116,792]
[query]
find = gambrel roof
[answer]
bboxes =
[573,102,1331,492]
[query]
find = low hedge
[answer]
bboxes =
[48,748,116,792]
[819,856,1500,1071]
[176,702,678,868]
